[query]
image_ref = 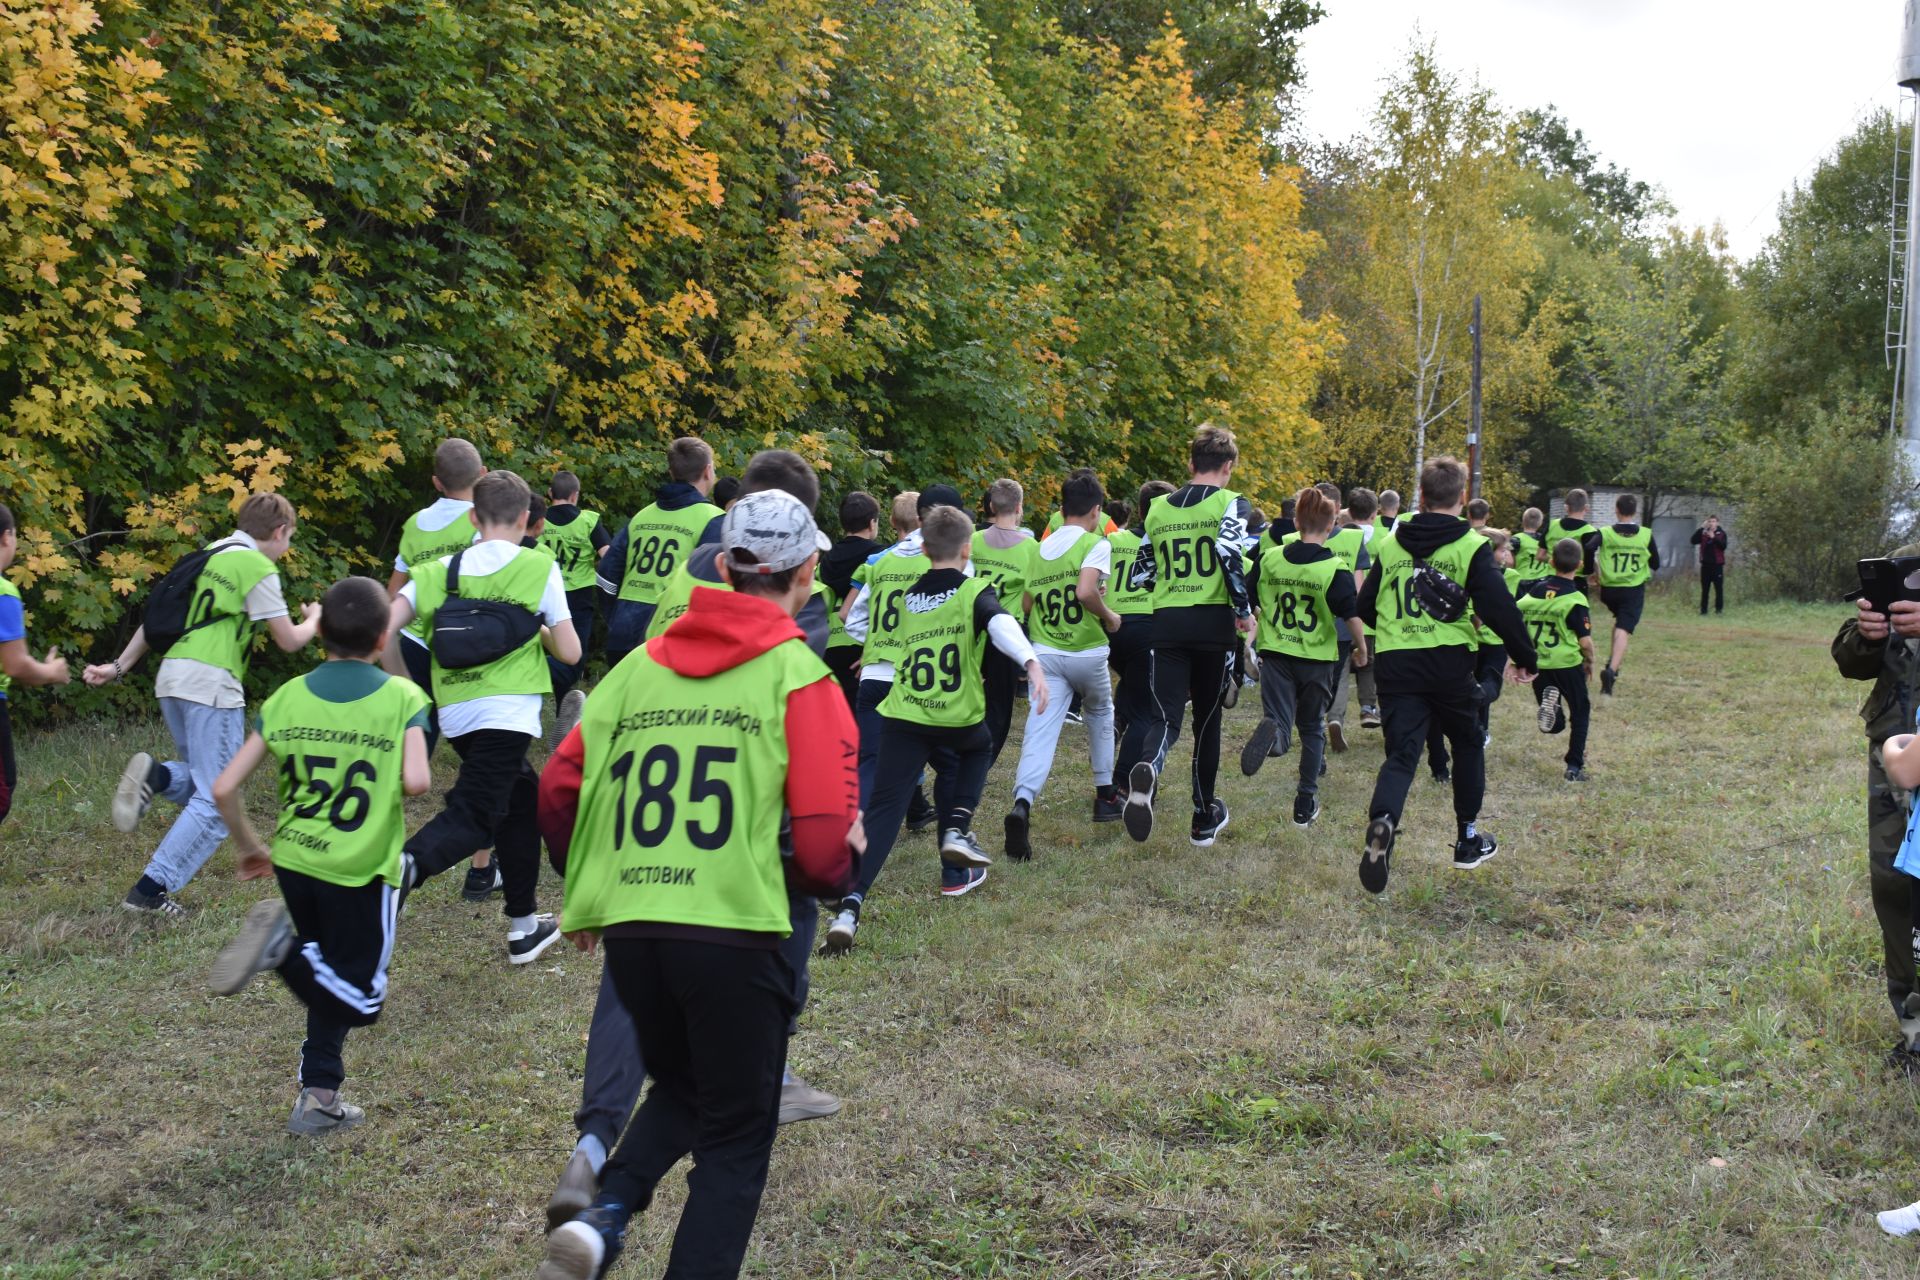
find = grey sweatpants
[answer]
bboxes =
[1013,648,1115,805]
[1327,642,1378,726]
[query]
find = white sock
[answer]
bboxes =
[574,1133,608,1176]
[1879,1200,1920,1236]
[510,914,537,935]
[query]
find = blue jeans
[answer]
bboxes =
[143,697,247,893]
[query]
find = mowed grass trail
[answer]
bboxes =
[5,595,1919,1278]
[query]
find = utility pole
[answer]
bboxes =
[1468,293,1483,500]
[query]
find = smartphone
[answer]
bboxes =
[1855,557,1920,613]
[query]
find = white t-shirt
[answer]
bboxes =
[154,532,290,710]
[400,540,570,738]
[1032,525,1113,659]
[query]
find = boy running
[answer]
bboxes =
[1004,471,1122,860]
[1325,486,1380,744]
[88,493,321,915]
[1240,487,1366,826]
[1513,508,1550,582]
[383,471,580,964]
[1594,492,1658,696]
[1545,488,1603,579]
[1355,457,1537,894]
[388,439,485,754]
[538,470,610,737]
[820,491,883,706]
[1375,490,1402,539]
[205,576,431,1133]
[825,507,1047,951]
[972,479,1036,766]
[600,437,722,667]
[1121,425,1256,848]
[1518,538,1596,781]
[0,503,73,824]
[536,489,861,1280]
[1109,482,1172,761]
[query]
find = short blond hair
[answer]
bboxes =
[985,478,1024,518]
[236,492,295,540]
[891,491,921,534]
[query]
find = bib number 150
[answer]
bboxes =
[607,744,736,851]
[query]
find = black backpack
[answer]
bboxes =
[429,550,543,670]
[143,539,245,655]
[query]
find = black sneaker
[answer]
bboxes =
[1431,766,1451,784]
[1889,1038,1920,1076]
[1452,832,1499,870]
[1537,684,1563,734]
[1600,666,1616,696]
[1003,801,1033,862]
[1092,787,1124,823]
[508,916,563,965]
[1292,793,1319,828]
[1564,765,1587,782]
[1190,798,1228,848]
[122,885,187,917]
[540,1204,627,1280]
[1123,761,1155,843]
[1240,716,1278,776]
[1359,816,1394,894]
[463,862,502,903]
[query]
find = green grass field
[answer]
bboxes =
[5,594,1918,1278]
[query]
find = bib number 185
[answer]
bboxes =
[607,744,736,851]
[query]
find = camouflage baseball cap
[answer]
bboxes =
[721,489,829,575]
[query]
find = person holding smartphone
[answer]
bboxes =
[1691,515,1728,614]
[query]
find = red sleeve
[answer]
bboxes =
[537,726,586,876]
[784,674,860,897]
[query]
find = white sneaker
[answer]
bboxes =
[113,751,159,832]
[939,828,992,867]
[821,906,858,955]
[287,1087,366,1135]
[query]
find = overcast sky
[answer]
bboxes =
[1292,0,1899,260]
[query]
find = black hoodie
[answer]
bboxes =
[1357,512,1537,691]
[821,535,881,603]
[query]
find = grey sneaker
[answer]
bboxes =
[778,1075,843,1125]
[209,899,294,995]
[939,827,992,868]
[546,1148,599,1235]
[552,689,587,748]
[113,751,159,832]
[287,1087,366,1135]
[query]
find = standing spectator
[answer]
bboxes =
[1692,514,1728,615]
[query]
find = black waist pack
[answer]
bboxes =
[430,550,543,670]
[1410,557,1470,623]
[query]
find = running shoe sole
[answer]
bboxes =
[1239,717,1278,777]
[208,898,289,996]
[545,1150,598,1236]
[1537,684,1562,733]
[1122,761,1155,843]
[552,689,586,748]
[537,1221,606,1280]
[1003,808,1032,861]
[1360,817,1394,894]
[821,923,856,956]
[113,751,155,833]
[1328,721,1347,754]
